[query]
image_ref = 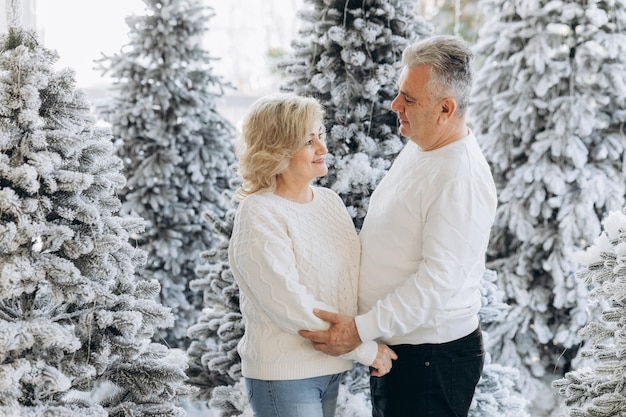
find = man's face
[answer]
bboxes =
[390,65,444,151]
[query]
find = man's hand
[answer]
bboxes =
[299,309,362,356]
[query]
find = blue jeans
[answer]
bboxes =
[370,326,485,417]
[245,373,342,417]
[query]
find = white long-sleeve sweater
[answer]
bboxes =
[228,186,378,380]
[355,132,498,346]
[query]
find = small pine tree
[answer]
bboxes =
[279,0,432,229]
[0,26,190,416]
[186,210,243,404]
[469,0,626,411]
[96,0,237,349]
[553,207,626,417]
[470,270,530,417]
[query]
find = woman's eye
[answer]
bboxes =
[305,139,314,146]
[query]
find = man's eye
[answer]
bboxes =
[402,94,414,104]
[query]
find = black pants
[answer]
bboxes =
[370,327,484,417]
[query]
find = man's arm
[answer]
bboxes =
[298,309,362,356]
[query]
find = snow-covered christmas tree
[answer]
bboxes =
[470,270,530,417]
[186,210,242,410]
[279,0,432,229]
[469,0,626,412]
[96,0,237,349]
[553,207,626,417]
[0,19,191,416]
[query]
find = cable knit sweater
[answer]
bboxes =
[228,186,378,380]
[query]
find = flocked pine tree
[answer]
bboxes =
[97,0,236,349]
[552,207,626,417]
[469,0,626,412]
[0,24,191,416]
[469,270,530,417]
[279,0,432,229]
[186,209,242,411]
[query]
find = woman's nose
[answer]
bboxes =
[317,140,328,154]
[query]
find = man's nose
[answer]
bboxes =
[391,96,402,112]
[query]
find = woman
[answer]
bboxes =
[228,93,396,417]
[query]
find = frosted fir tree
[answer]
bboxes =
[469,0,626,410]
[97,0,237,349]
[469,269,530,417]
[0,25,191,416]
[552,208,626,417]
[279,0,432,229]
[186,210,243,408]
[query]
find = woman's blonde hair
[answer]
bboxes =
[234,93,324,200]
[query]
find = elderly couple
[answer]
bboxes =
[227,35,498,417]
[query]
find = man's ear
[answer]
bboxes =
[439,97,457,121]
[441,97,456,114]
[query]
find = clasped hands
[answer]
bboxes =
[299,309,397,377]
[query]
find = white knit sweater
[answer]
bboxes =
[228,186,378,380]
[355,132,498,346]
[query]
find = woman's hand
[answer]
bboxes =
[371,344,398,377]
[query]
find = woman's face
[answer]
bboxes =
[281,120,328,187]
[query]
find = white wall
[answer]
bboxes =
[24,0,303,97]
[0,0,342,127]
[206,0,304,95]
[36,0,144,89]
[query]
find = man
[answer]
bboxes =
[299,35,497,417]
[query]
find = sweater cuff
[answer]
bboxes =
[340,341,378,367]
[355,310,383,343]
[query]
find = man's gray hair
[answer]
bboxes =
[402,35,473,116]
